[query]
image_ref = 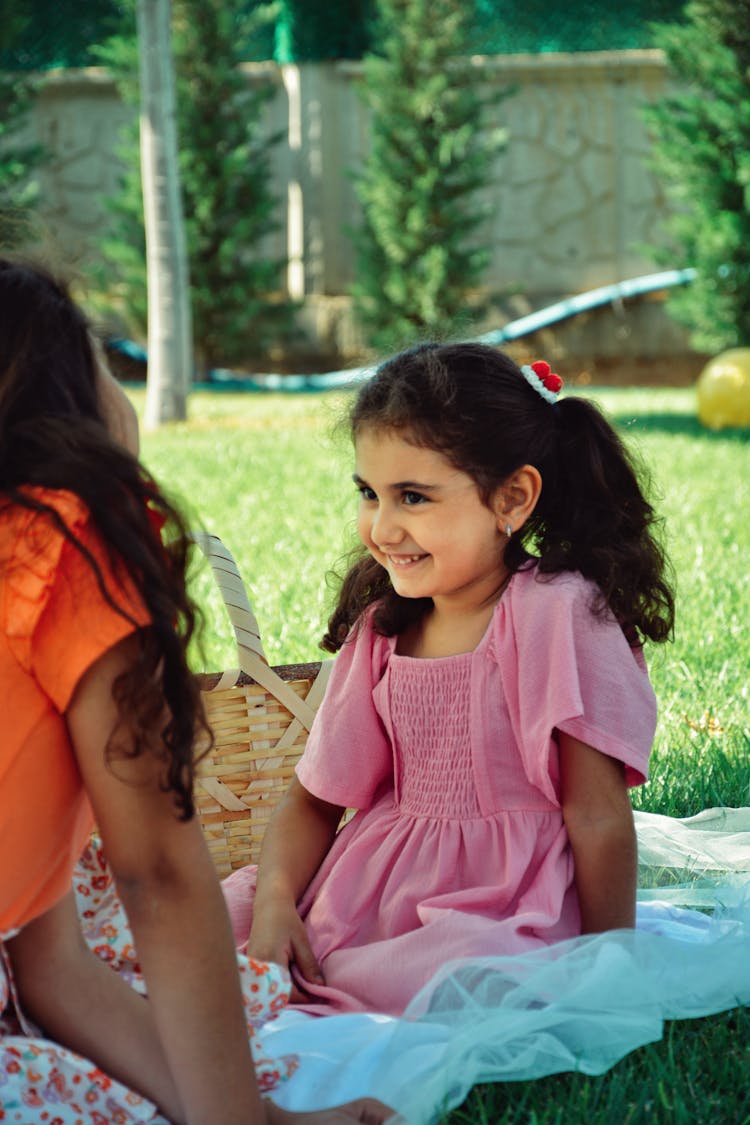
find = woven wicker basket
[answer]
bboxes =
[192,533,333,877]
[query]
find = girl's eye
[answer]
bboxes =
[402,490,427,506]
[357,484,377,501]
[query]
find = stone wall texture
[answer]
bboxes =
[24,51,698,371]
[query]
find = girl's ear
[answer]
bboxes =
[491,464,542,532]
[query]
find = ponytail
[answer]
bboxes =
[518,396,675,643]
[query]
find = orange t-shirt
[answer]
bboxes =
[0,488,151,933]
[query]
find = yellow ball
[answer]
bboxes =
[696,349,750,430]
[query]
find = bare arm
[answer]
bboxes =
[72,633,268,1124]
[13,633,266,1125]
[248,776,344,989]
[559,731,637,933]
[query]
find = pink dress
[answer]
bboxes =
[224,565,657,1017]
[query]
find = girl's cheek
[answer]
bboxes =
[357,511,372,548]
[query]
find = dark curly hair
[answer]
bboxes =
[322,342,675,652]
[0,257,208,819]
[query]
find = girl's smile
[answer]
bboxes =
[386,553,427,567]
[354,427,510,614]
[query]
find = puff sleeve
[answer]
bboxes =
[494,568,656,804]
[5,491,151,712]
[296,610,394,809]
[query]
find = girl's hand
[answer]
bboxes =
[248,899,325,1001]
[249,777,343,1002]
[266,1097,396,1124]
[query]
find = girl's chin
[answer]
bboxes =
[388,575,430,598]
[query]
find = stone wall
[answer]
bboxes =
[30,68,134,261]
[24,51,698,372]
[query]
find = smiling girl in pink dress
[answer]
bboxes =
[224,343,675,1018]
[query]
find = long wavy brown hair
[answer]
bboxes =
[0,257,208,819]
[322,342,675,653]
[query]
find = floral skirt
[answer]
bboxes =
[0,840,298,1124]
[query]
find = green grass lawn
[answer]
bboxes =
[136,383,750,1124]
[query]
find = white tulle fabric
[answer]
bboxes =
[257,807,750,1124]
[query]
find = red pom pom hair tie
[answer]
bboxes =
[520,360,564,404]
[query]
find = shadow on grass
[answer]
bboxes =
[611,412,750,441]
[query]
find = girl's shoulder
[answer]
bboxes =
[496,562,628,654]
[1,488,96,646]
[0,487,90,538]
[330,602,397,688]
[508,562,602,614]
[1,487,93,564]
[498,561,644,669]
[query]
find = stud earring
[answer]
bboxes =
[505,523,513,539]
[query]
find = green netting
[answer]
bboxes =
[274,0,689,60]
[274,0,375,63]
[0,0,274,69]
[472,0,687,55]
[0,0,688,70]
[0,0,124,69]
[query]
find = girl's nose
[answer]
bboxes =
[371,503,402,547]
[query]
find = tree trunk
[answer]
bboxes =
[137,0,192,427]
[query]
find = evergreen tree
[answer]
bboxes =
[0,4,45,247]
[644,0,750,351]
[94,0,292,375]
[175,0,293,373]
[351,0,508,350]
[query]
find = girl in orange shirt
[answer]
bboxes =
[0,258,390,1125]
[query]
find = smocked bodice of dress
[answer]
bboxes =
[375,637,561,823]
[385,653,480,819]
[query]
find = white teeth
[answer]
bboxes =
[389,554,423,565]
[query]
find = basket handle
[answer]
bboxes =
[191,531,319,731]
